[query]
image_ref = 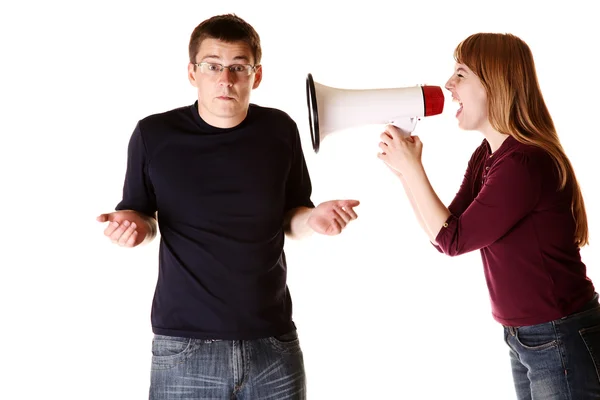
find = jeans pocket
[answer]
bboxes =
[579,324,600,381]
[515,330,558,350]
[268,330,302,354]
[151,335,193,370]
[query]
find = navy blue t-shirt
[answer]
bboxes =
[115,102,315,340]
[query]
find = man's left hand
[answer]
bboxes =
[308,199,360,236]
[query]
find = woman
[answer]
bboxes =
[378,32,600,399]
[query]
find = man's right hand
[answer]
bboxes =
[96,210,157,248]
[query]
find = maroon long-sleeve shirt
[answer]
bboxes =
[434,135,594,326]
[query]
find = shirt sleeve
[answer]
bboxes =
[435,151,543,256]
[447,152,477,217]
[284,124,315,213]
[114,123,157,217]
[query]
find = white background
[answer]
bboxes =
[1,1,598,399]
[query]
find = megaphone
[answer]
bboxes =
[306,73,445,153]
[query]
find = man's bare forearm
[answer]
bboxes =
[283,206,314,240]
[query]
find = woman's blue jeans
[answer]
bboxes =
[504,293,600,399]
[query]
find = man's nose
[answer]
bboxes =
[217,68,235,85]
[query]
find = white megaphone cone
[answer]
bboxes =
[306,73,445,153]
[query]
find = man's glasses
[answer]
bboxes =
[194,62,259,78]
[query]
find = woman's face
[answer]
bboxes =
[445,62,489,132]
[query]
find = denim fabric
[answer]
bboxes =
[504,293,600,399]
[149,330,305,399]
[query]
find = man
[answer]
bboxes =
[96,14,359,400]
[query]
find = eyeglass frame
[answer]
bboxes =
[193,62,260,76]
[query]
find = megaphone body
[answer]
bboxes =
[306,73,445,152]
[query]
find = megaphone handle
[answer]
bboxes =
[389,117,418,136]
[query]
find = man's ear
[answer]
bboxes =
[252,65,263,89]
[187,63,198,87]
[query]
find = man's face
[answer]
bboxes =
[188,38,262,128]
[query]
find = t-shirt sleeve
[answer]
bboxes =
[115,123,157,217]
[435,151,542,256]
[284,124,315,212]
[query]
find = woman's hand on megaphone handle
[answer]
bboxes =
[377,124,423,177]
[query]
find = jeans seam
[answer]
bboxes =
[551,321,573,400]
[241,340,251,392]
[232,341,250,395]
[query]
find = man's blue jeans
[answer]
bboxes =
[504,293,600,399]
[149,330,305,399]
